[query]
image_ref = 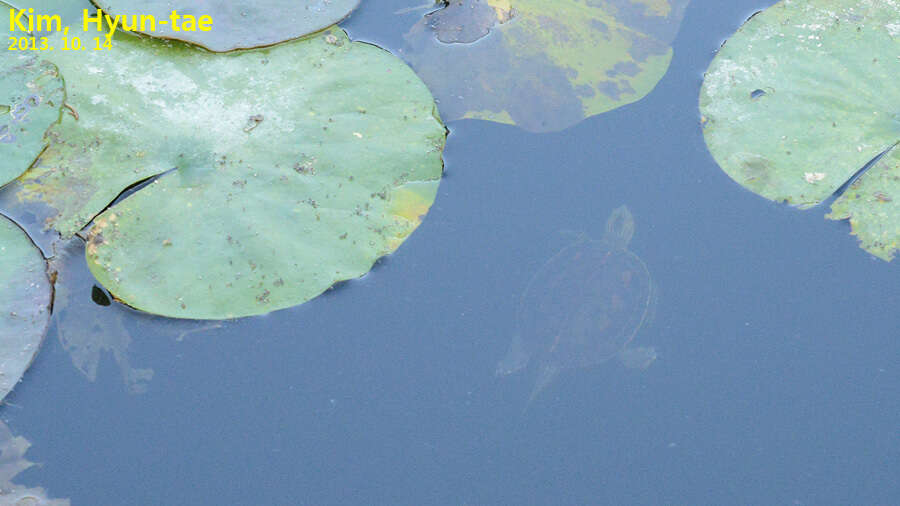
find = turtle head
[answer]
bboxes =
[602,205,634,250]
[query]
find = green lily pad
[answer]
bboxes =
[699,0,900,260]
[92,0,361,52]
[18,27,445,318]
[401,0,689,132]
[0,214,51,402]
[1,6,65,187]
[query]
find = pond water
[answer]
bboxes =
[3,0,899,504]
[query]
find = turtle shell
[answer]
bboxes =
[517,237,653,372]
[495,207,654,406]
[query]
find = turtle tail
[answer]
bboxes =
[523,363,560,414]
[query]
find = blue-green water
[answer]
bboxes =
[3,0,898,504]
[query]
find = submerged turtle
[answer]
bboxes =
[496,205,657,406]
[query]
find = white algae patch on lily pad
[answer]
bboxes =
[92,0,361,52]
[0,215,51,402]
[401,0,689,132]
[17,27,445,318]
[700,0,900,260]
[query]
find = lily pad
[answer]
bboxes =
[0,214,51,402]
[92,0,361,52]
[18,28,445,318]
[699,0,900,260]
[0,5,65,187]
[401,0,689,132]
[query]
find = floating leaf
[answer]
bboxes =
[18,28,444,318]
[92,0,361,52]
[0,5,65,187]
[699,0,900,260]
[0,215,51,402]
[401,0,689,132]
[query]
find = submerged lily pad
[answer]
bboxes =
[401,0,689,132]
[93,0,361,52]
[0,6,65,187]
[50,239,154,393]
[18,28,445,318]
[0,215,51,402]
[48,238,221,390]
[700,0,900,260]
[0,420,70,505]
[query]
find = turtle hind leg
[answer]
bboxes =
[618,346,657,370]
[495,334,530,377]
